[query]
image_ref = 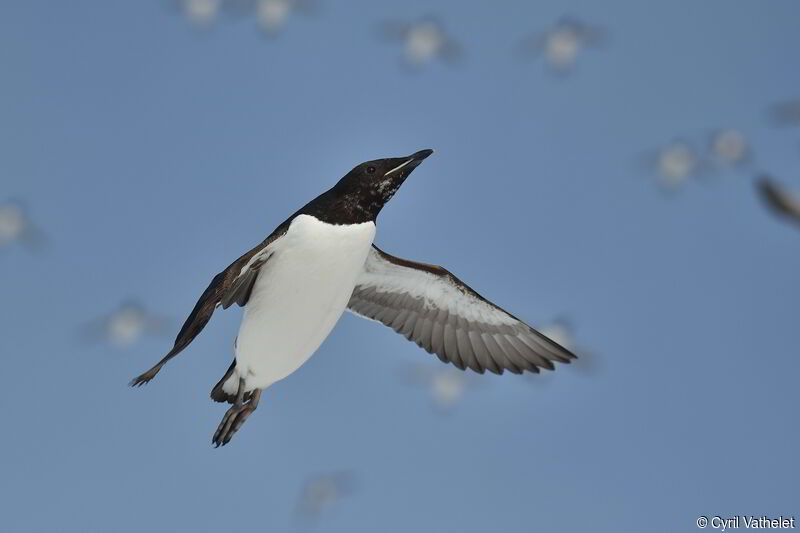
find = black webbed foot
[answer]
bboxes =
[212,379,261,447]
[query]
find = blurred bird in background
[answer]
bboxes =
[228,0,317,35]
[708,128,750,169]
[767,99,800,126]
[377,16,462,69]
[642,128,752,191]
[172,0,315,34]
[80,300,172,349]
[644,139,701,190]
[174,0,222,27]
[756,175,800,227]
[256,0,316,35]
[518,16,605,73]
[0,199,46,253]
[641,129,751,191]
[293,471,357,527]
[400,362,477,412]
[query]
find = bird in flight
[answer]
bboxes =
[130,150,575,446]
[0,199,47,253]
[518,16,605,74]
[376,16,462,70]
[756,175,800,227]
[79,300,172,348]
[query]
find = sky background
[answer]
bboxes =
[1,1,799,531]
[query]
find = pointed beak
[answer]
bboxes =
[384,149,435,177]
[406,149,434,169]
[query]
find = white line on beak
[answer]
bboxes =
[384,158,414,177]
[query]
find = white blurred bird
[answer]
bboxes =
[256,0,316,35]
[519,16,605,73]
[294,471,357,524]
[81,301,172,348]
[401,362,476,411]
[651,140,700,189]
[709,128,750,167]
[377,16,462,69]
[255,0,292,33]
[226,0,317,35]
[176,0,222,27]
[0,200,46,252]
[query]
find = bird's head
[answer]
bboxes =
[332,149,434,219]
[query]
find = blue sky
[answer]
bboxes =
[1,1,798,531]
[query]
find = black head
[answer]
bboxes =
[303,149,434,224]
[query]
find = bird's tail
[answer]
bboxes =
[210,360,247,403]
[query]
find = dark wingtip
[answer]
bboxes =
[128,376,148,387]
[559,349,578,362]
[128,367,159,387]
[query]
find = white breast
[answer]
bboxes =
[232,214,376,391]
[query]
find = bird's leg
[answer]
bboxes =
[225,388,260,441]
[212,378,261,447]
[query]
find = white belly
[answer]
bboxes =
[232,214,376,391]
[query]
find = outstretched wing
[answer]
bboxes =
[129,224,289,386]
[346,246,576,375]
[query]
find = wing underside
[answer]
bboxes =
[347,245,576,375]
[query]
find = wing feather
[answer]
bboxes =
[129,225,288,386]
[346,245,575,375]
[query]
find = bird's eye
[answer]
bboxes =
[366,166,376,174]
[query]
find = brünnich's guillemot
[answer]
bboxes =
[131,149,575,446]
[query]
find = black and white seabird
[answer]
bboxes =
[130,149,576,446]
